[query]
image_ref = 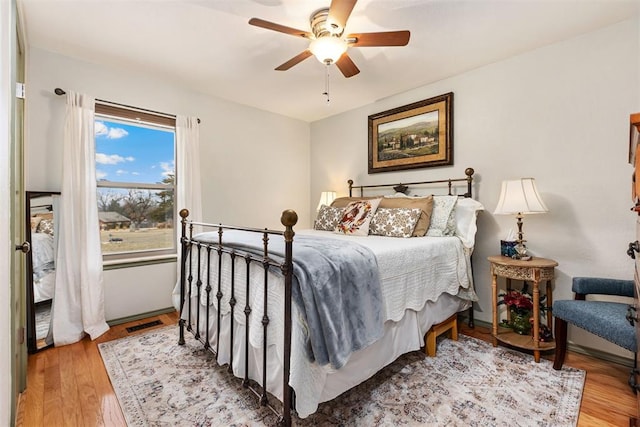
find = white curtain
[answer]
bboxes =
[52,91,109,345]
[172,116,202,309]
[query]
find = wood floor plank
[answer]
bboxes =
[42,347,63,426]
[22,351,45,426]
[17,312,636,426]
[72,339,105,427]
[578,412,624,427]
[57,344,83,427]
[82,335,126,426]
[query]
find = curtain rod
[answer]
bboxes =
[54,88,201,124]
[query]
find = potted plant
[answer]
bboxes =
[498,289,552,340]
[499,290,534,335]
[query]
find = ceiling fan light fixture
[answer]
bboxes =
[309,36,347,64]
[248,0,409,78]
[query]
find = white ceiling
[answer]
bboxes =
[17,0,640,122]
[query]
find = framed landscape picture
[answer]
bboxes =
[368,92,453,174]
[629,112,640,165]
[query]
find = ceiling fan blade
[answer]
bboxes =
[335,53,360,78]
[248,18,311,39]
[347,30,410,47]
[328,0,357,30]
[275,50,313,71]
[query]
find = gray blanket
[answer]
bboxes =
[194,230,384,369]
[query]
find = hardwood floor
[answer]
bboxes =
[16,312,637,426]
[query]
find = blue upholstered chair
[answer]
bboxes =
[553,277,637,370]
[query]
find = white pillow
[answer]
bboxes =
[426,195,458,237]
[335,198,382,236]
[455,198,484,249]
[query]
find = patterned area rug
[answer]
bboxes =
[98,326,585,426]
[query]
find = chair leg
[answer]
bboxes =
[553,317,568,370]
[630,353,639,394]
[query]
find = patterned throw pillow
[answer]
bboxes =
[37,218,54,235]
[369,208,422,238]
[380,195,433,237]
[335,198,382,236]
[426,195,458,237]
[314,205,345,231]
[30,216,42,231]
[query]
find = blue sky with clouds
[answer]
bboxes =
[95,119,175,183]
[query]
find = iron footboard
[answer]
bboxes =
[178,208,297,427]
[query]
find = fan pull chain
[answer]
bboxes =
[322,63,330,104]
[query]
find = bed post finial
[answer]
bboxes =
[180,209,189,220]
[281,209,298,230]
[465,168,474,198]
[348,179,354,197]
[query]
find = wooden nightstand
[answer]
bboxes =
[488,255,558,362]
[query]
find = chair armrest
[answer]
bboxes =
[572,277,634,298]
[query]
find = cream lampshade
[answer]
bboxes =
[494,178,548,259]
[317,191,337,211]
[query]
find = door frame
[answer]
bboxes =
[1,0,26,424]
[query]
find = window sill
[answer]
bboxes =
[103,254,177,270]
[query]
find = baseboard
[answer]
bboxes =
[458,315,635,368]
[107,307,176,327]
[566,343,634,368]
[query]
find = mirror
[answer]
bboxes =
[26,191,60,353]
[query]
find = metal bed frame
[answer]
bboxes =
[178,167,476,426]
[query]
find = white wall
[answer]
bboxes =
[310,18,640,358]
[25,48,310,321]
[103,262,177,321]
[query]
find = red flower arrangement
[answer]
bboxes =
[498,289,553,340]
[499,290,534,315]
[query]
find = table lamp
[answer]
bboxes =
[494,178,548,260]
[317,191,337,211]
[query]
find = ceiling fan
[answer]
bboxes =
[248,0,410,78]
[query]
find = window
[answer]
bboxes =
[94,104,176,260]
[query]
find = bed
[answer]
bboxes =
[30,213,56,303]
[178,168,482,426]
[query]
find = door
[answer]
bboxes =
[13,8,27,395]
[2,0,27,422]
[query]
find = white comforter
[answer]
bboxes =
[31,232,56,303]
[297,230,476,321]
[183,231,476,418]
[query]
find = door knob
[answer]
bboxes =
[15,241,30,253]
[628,241,640,259]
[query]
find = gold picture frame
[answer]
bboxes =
[629,112,640,165]
[368,92,453,174]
